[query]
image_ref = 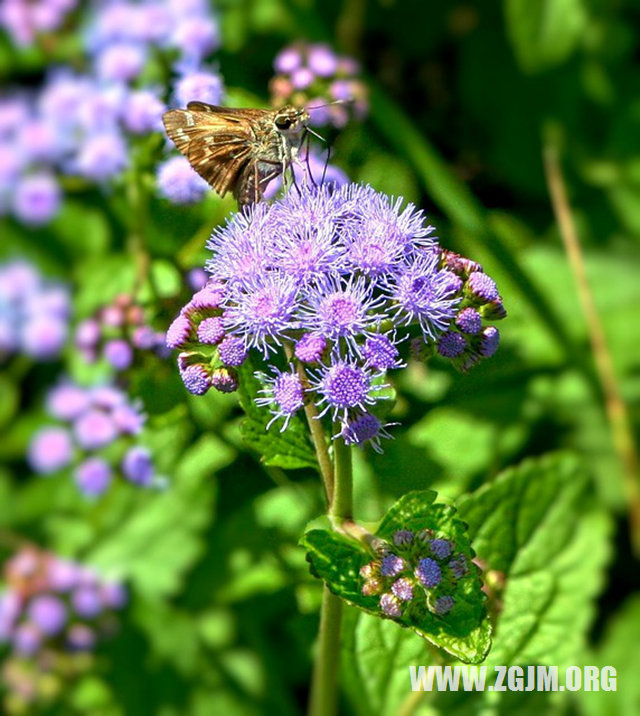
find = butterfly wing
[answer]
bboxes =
[162,107,269,198]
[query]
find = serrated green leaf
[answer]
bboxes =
[458,453,611,668]
[236,360,317,470]
[302,490,491,664]
[505,0,588,74]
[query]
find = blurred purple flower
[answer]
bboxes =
[75,132,128,181]
[28,427,73,473]
[174,69,223,106]
[12,172,61,226]
[157,155,208,204]
[74,457,112,497]
[28,594,67,636]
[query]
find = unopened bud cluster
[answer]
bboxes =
[165,282,242,396]
[360,529,470,620]
[270,41,368,128]
[75,293,168,372]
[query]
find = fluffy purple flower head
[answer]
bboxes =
[12,173,61,226]
[362,333,402,370]
[174,69,223,107]
[28,427,73,474]
[380,554,406,577]
[157,156,208,204]
[393,530,414,547]
[73,409,118,449]
[96,42,147,82]
[123,89,165,134]
[75,132,128,181]
[256,367,305,430]
[121,446,154,486]
[28,594,67,636]
[449,555,469,579]
[312,359,383,423]
[341,412,391,453]
[415,557,441,588]
[74,457,112,497]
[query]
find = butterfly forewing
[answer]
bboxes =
[162,102,309,208]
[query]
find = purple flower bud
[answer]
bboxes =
[449,555,469,579]
[291,67,314,90]
[157,156,208,204]
[455,307,482,334]
[28,594,67,636]
[380,554,406,577]
[131,325,157,349]
[480,326,500,358]
[166,314,193,349]
[75,318,101,349]
[211,367,239,393]
[391,577,414,601]
[196,316,225,344]
[393,530,414,547]
[12,173,61,226]
[218,335,248,366]
[48,560,81,592]
[13,623,42,655]
[28,427,73,474]
[362,578,382,596]
[379,592,403,617]
[433,595,455,615]
[415,558,441,588]
[187,268,209,291]
[437,331,466,358]
[429,539,453,560]
[179,360,212,395]
[111,404,145,435]
[99,582,127,609]
[72,586,102,618]
[67,624,95,650]
[121,446,154,486]
[103,339,134,370]
[73,410,118,449]
[467,272,499,302]
[74,457,112,497]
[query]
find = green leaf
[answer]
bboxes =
[236,360,317,470]
[505,0,588,74]
[302,490,491,664]
[458,452,611,667]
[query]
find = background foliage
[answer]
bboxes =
[1,0,639,713]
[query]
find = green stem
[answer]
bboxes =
[308,437,353,716]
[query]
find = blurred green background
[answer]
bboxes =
[1,0,640,714]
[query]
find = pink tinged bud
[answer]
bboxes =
[75,318,101,348]
[166,315,193,349]
[362,578,383,596]
[379,593,403,617]
[179,360,212,396]
[211,367,239,393]
[101,305,124,327]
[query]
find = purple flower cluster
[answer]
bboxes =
[270,42,368,128]
[0,259,70,360]
[28,381,158,497]
[360,529,470,620]
[167,183,505,451]
[0,547,125,707]
[75,293,168,371]
[0,0,223,224]
[0,0,77,47]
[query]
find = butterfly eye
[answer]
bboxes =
[275,116,293,130]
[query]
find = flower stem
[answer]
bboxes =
[309,436,353,716]
[543,138,640,554]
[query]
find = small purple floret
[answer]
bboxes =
[415,558,441,588]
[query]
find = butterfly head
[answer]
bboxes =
[273,106,309,137]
